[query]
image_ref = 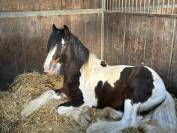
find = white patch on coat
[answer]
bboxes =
[138,67,167,112]
[151,91,177,129]
[21,90,62,118]
[79,53,132,107]
[79,53,176,131]
[57,104,88,124]
[86,99,142,133]
[57,106,74,115]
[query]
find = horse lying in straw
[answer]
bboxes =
[21,25,177,133]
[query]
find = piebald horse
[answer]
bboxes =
[22,25,176,133]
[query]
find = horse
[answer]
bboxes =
[22,24,177,133]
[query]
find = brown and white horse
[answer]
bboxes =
[22,25,176,133]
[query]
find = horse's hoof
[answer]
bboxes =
[57,106,73,115]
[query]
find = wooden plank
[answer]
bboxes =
[104,13,126,65]
[150,17,175,88]
[0,0,101,12]
[125,14,146,65]
[0,9,102,18]
[168,18,177,96]
[143,16,155,66]
[124,14,133,65]
[0,14,101,89]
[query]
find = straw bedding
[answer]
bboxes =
[0,72,176,133]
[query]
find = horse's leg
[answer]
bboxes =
[21,89,63,117]
[130,103,142,127]
[97,107,123,120]
[86,99,134,133]
[57,99,91,126]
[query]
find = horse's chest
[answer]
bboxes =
[79,75,98,107]
[79,67,121,107]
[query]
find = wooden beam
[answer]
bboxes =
[0,9,101,18]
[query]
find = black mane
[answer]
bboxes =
[68,33,89,66]
[60,31,89,104]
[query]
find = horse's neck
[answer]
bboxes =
[80,53,101,75]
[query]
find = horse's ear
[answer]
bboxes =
[52,24,57,31]
[63,25,70,38]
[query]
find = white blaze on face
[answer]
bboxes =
[43,44,60,75]
[61,38,65,45]
[43,38,65,75]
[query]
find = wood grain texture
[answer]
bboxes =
[168,18,177,96]
[0,14,101,89]
[104,13,126,65]
[0,0,101,12]
[104,13,177,95]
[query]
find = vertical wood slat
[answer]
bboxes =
[168,18,177,96]
[104,12,177,95]
[0,13,101,89]
[101,0,105,59]
[0,0,101,12]
[104,13,126,65]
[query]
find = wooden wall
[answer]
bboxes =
[0,0,101,11]
[104,13,177,96]
[0,0,177,96]
[0,0,101,89]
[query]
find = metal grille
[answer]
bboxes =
[105,0,177,15]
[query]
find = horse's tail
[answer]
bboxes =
[151,91,177,129]
[21,90,61,118]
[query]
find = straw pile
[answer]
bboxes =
[0,72,176,133]
[0,72,83,133]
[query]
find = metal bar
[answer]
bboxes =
[0,9,102,18]
[109,0,110,10]
[105,0,107,10]
[162,0,164,14]
[115,0,118,10]
[140,0,142,12]
[111,0,112,10]
[144,0,146,13]
[148,0,150,13]
[119,0,120,11]
[112,0,114,10]
[129,0,131,12]
[167,0,170,14]
[172,0,175,14]
[114,0,116,10]
[101,0,105,60]
[157,0,160,13]
[122,0,124,12]
[132,0,134,13]
[136,0,137,12]
[152,0,155,13]
[125,0,127,12]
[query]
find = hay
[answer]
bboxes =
[0,72,176,133]
[0,72,83,133]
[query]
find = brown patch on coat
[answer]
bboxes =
[95,66,154,111]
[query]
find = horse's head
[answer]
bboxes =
[43,24,70,75]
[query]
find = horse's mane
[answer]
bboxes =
[68,33,89,65]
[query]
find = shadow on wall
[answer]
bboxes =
[0,64,44,91]
[0,64,17,90]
